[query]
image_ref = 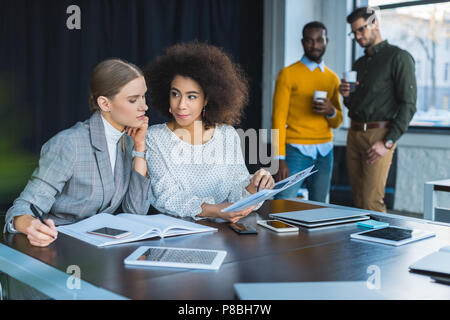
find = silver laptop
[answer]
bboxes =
[269,208,369,228]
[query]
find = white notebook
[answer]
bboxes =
[57,213,217,247]
[409,246,450,276]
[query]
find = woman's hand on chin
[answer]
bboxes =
[125,116,149,152]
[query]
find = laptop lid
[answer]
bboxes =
[270,208,368,224]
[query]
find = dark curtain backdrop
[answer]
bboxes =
[0,0,263,210]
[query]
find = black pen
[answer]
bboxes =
[30,203,49,226]
[30,204,57,239]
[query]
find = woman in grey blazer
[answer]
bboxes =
[5,59,152,247]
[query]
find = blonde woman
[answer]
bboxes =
[5,59,151,247]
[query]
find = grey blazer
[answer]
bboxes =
[4,112,152,233]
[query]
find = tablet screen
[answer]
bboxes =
[138,248,218,265]
[362,227,412,241]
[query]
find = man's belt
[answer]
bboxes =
[351,121,390,132]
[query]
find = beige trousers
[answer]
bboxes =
[346,127,396,212]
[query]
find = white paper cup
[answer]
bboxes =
[313,91,327,102]
[344,71,357,93]
[344,71,357,82]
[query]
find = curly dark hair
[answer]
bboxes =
[144,41,249,127]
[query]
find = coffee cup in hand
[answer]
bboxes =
[313,91,327,103]
[344,71,357,93]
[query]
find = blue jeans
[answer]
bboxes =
[275,144,333,202]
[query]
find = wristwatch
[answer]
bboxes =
[132,149,146,159]
[384,140,394,150]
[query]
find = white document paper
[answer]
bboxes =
[221,165,316,213]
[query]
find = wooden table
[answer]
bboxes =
[1,200,449,300]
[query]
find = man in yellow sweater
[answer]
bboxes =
[273,21,343,202]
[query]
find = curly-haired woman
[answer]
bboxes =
[145,42,274,223]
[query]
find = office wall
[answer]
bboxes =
[284,0,352,76]
[395,147,450,214]
[283,0,320,67]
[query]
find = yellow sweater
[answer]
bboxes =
[272,61,343,157]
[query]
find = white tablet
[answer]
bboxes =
[350,226,435,246]
[124,246,227,270]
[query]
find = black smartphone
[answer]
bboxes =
[87,227,132,239]
[229,222,258,235]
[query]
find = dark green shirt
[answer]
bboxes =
[344,40,417,143]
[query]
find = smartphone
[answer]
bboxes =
[229,222,258,235]
[87,227,132,239]
[257,220,299,233]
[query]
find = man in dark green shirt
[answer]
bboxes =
[340,7,417,212]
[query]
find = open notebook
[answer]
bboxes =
[57,213,217,247]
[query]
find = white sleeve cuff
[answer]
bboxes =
[8,220,19,234]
